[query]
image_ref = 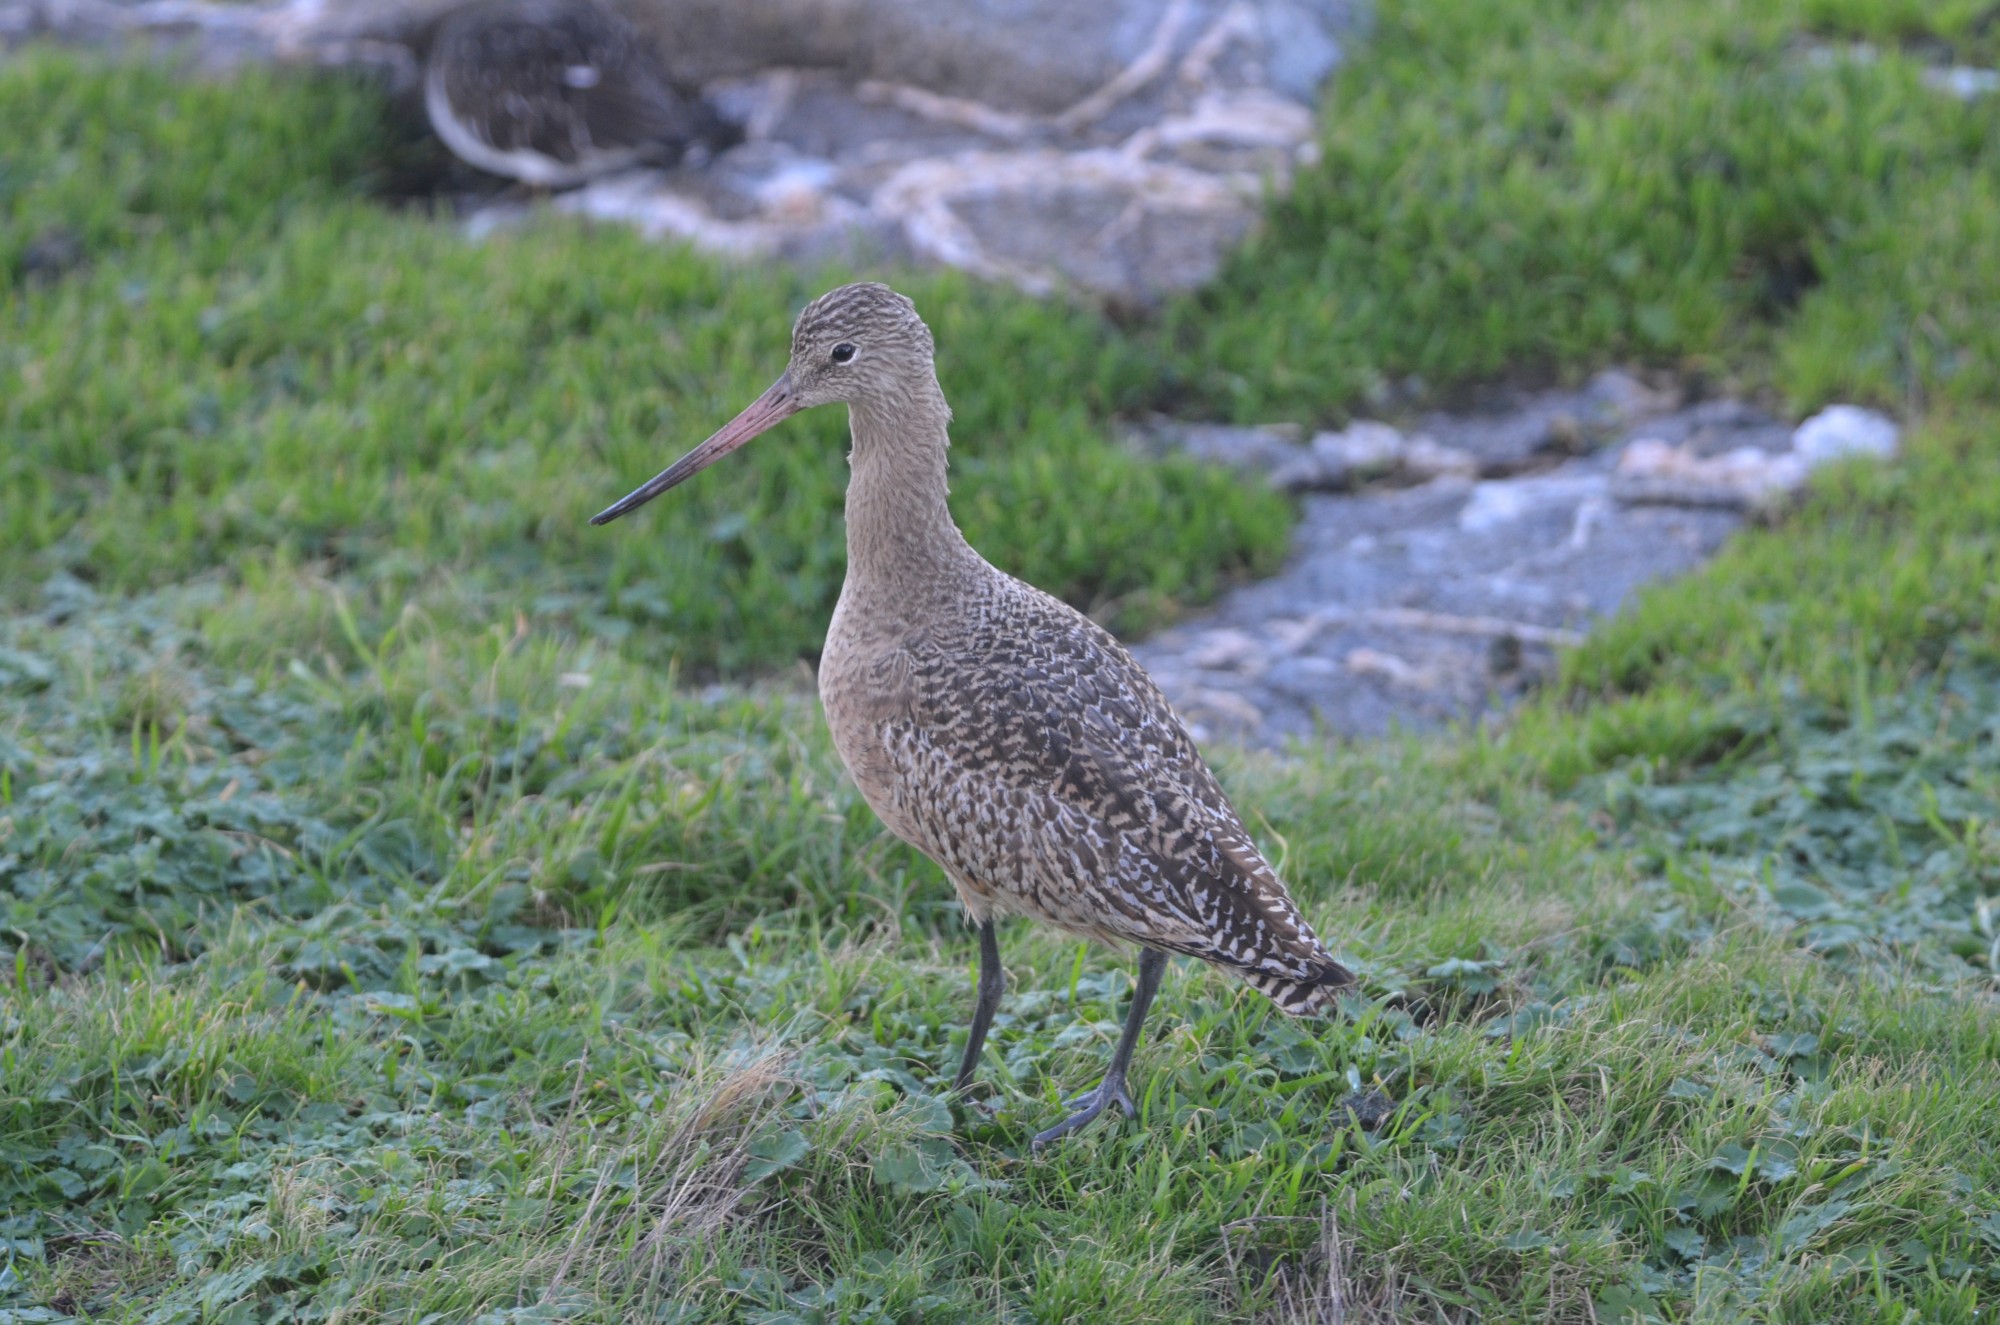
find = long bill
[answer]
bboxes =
[590,374,799,525]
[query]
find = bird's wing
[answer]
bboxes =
[443,9,695,162]
[576,47,709,156]
[881,587,1347,994]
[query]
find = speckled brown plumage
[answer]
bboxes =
[594,282,1352,1144]
[859,590,1351,1013]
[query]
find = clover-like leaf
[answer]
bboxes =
[744,1129,812,1183]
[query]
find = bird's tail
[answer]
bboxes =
[1240,958,1356,1017]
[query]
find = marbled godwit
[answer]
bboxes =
[424,0,722,189]
[593,283,1353,1146]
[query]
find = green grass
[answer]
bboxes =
[1,53,1284,676]
[5,596,1996,1320]
[7,0,2000,1319]
[1161,0,2000,423]
[0,56,405,279]
[1803,0,2000,61]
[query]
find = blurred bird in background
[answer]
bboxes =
[422,0,731,188]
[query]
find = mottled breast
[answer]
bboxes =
[819,568,1339,988]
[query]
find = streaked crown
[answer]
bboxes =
[792,282,934,360]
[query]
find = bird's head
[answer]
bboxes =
[591,282,935,525]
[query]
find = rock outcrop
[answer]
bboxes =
[7,0,1359,304]
[1132,383,1901,745]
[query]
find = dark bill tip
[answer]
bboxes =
[591,374,798,526]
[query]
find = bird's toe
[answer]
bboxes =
[1033,1076,1138,1150]
[1060,1080,1137,1117]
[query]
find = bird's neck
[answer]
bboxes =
[842,378,980,605]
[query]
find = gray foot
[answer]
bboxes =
[1032,1076,1139,1150]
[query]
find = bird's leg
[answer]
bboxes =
[1032,947,1166,1150]
[953,918,1004,1093]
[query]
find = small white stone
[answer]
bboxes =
[1792,405,1899,466]
[1312,420,1404,471]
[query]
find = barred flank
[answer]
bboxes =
[1241,960,1356,1017]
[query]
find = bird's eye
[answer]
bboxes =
[830,342,857,364]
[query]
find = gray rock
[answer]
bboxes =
[1410,369,1676,474]
[1137,389,1909,745]
[23,0,1360,304]
[271,0,1355,114]
[1186,627,1268,674]
[1268,451,1334,492]
[1128,419,1308,475]
[1923,65,2000,101]
[1582,367,1674,421]
[1312,419,1403,472]
[1612,438,1807,510]
[1608,401,1897,511]
[1625,398,1791,458]
[1800,41,1996,104]
[1156,418,1481,493]
[1130,379,1763,745]
[1400,435,1479,480]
